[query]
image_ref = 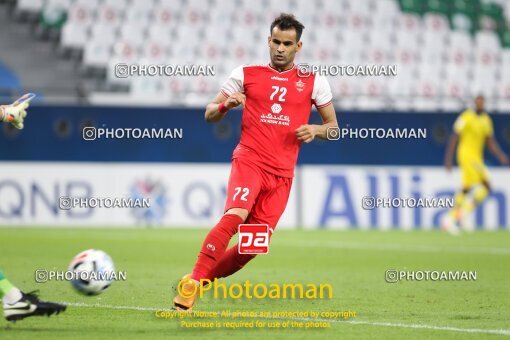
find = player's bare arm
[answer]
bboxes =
[444,133,459,171]
[487,136,509,165]
[295,103,338,143]
[205,92,246,123]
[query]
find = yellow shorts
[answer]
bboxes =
[458,158,489,188]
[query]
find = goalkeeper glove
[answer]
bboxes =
[0,100,29,130]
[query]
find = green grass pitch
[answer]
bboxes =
[1,228,509,339]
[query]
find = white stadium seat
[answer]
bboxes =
[16,0,44,13]
[83,40,111,68]
[67,4,95,26]
[423,13,450,32]
[447,31,474,64]
[44,0,510,110]
[90,23,118,45]
[119,25,147,46]
[60,22,89,49]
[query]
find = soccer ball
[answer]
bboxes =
[68,249,115,296]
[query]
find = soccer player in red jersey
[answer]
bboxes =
[173,14,338,310]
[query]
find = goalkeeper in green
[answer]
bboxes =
[0,95,29,129]
[1,98,66,321]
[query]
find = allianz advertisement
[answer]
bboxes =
[0,162,508,229]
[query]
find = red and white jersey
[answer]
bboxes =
[221,64,332,178]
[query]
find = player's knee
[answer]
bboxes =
[225,208,249,222]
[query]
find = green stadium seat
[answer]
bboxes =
[398,0,424,15]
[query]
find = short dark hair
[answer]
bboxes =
[270,13,305,42]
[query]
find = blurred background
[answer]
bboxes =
[0,0,509,230]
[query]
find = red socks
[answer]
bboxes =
[191,214,243,281]
[206,245,256,280]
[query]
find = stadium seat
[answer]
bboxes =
[395,13,422,32]
[148,25,172,44]
[450,0,478,33]
[152,4,178,27]
[181,2,209,25]
[366,29,393,64]
[119,25,147,46]
[159,0,184,8]
[197,43,226,63]
[357,77,387,110]
[321,0,345,28]
[447,31,474,64]
[112,41,140,62]
[475,31,502,65]
[420,30,447,66]
[496,70,510,110]
[60,22,89,50]
[330,76,359,110]
[96,4,123,25]
[311,28,340,62]
[123,6,152,27]
[141,40,170,62]
[338,29,366,64]
[130,76,165,99]
[175,25,203,43]
[471,65,498,98]
[292,0,321,24]
[23,0,510,110]
[387,70,415,110]
[90,23,118,45]
[423,13,450,32]
[16,0,44,13]
[73,0,100,8]
[83,40,111,69]
[67,3,95,26]
[444,63,470,98]
[102,0,128,10]
[169,41,197,63]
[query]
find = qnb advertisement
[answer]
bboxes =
[0,162,508,229]
[0,162,296,228]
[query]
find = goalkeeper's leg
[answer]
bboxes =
[1,270,66,321]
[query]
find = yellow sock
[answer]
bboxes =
[461,185,489,215]
[449,191,466,221]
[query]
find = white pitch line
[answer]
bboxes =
[276,240,510,255]
[63,302,510,336]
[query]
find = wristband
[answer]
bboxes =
[218,102,229,114]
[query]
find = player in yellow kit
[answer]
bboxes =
[443,95,509,234]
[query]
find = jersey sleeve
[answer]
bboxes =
[453,111,468,134]
[312,74,333,109]
[220,65,244,97]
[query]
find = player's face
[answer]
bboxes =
[268,27,302,70]
[475,96,485,112]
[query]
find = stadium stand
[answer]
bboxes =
[4,0,510,111]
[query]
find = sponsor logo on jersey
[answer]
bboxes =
[271,76,289,82]
[271,103,282,114]
[260,113,290,126]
